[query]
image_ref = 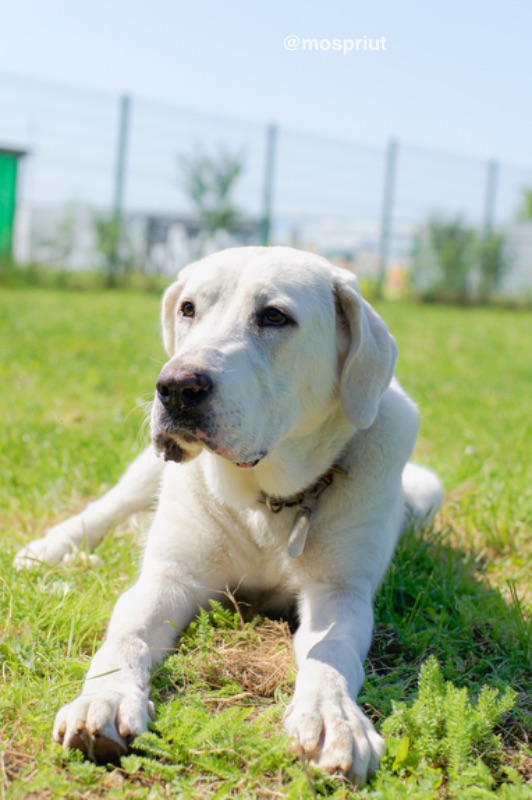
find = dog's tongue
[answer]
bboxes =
[236,459,259,469]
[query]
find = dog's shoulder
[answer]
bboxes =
[339,378,419,478]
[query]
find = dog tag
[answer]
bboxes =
[287,508,311,558]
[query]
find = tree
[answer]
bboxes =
[478,231,511,303]
[412,216,512,304]
[43,201,81,271]
[92,212,138,287]
[92,213,122,287]
[178,145,244,253]
[426,216,477,302]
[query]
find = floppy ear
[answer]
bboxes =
[334,272,398,429]
[161,280,182,356]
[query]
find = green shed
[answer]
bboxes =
[0,146,28,259]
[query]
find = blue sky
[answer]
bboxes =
[1,0,530,167]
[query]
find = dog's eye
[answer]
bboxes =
[180,301,195,318]
[259,307,293,327]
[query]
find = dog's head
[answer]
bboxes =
[151,246,397,469]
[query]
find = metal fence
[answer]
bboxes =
[2,72,532,295]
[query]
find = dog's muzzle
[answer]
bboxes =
[153,362,266,468]
[152,364,216,463]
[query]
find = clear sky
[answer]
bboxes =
[1,0,530,166]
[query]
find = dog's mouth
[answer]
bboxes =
[154,432,194,463]
[234,456,264,469]
[154,432,266,469]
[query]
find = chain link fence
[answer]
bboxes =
[1,72,531,297]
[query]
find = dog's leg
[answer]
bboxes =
[402,462,443,525]
[53,565,209,761]
[284,582,385,786]
[14,447,164,569]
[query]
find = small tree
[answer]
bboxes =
[43,201,82,271]
[92,213,121,287]
[178,145,244,254]
[92,212,138,287]
[413,217,512,304]
[478,231,511,303]
[427,216,478,302]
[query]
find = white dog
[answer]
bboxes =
[16,247,442,786]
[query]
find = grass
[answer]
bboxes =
[0,288,530,798]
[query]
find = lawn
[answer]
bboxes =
[0,288,530,799]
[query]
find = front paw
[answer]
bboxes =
[53,688,154,762]
[14,535,74,569]
[284,689,385,787]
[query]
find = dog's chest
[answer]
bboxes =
[225,506,300,590]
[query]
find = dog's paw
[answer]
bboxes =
[53,689,155,762]
[62,551,104,568]
[283,689,385,787]
[13,534,75,569]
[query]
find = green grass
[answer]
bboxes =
[1,289,530,798]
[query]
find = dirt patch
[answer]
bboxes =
[185,618,295,706]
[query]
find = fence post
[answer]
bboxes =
[260,123,278,246]
[377,138,398,297]
[110,93,131,285]
[479,159,499,301]
[483,159,498,236]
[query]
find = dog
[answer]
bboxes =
[15,246,442,786]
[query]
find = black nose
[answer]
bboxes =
[156,368,213,411]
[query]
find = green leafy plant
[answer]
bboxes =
[412,216,478,303]
[92,211,137,287]
[178,144,245,254]
[412,217,513,304]
[382,657,517,792]
[42,200,82,272]
[478,232,512,303]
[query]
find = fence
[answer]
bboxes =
[1,72,532,295]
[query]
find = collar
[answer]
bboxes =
[258,465,347,558]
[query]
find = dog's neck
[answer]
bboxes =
[201,409,357,511]
[258,463,347,557]
[258,464,346,512]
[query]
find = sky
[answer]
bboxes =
[0,0,530,167]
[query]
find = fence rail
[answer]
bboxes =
[1,72,532,296]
